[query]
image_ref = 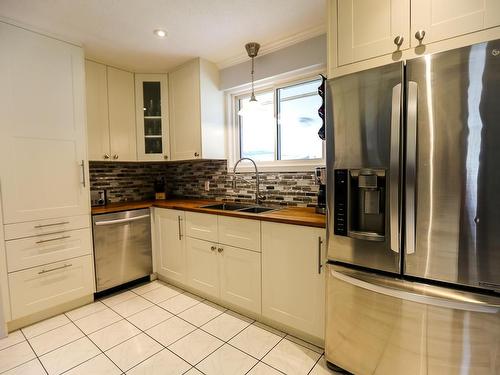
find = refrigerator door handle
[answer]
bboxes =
[330,268,500,314]
[406,81,418,254]
[389,83,402,253]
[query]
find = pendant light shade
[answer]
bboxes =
[238,42,261,117]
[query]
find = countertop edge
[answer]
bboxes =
[91,200,326,229]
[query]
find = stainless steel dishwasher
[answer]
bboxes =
[92,209,152,292]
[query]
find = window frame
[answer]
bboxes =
[226,68,326,172]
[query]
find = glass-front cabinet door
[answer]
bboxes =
[135,74,170,160]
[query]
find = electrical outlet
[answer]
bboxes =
[204,180,210,191]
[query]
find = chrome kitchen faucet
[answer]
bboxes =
[232,157,265,205]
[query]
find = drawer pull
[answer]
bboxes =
[38,263,72,275]
[34,221,70,229]
[36,235,71,244]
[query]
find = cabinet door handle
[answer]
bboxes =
[80,160,86,187]
[217,247,223,253]
[210,245,217,251]
[38,263,72,275]
[318,236,323,274]
[393,35,404,48]
[34,221,70,229]
[103,154,110,159]
[194,152,200,157]
[164,155,169,160]
[36,235,71,244]
[178,216,183,240]
[415,30,426,43]
[113,154,119,160]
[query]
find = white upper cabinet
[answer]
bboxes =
[168,58,225,161]
[0,22,89,223]
[330,0,500,74]
[411,0,500,46]
[337,0,410,65]
[135,74,170,161]
[85,60,110,161]
[85,61,137,161]
[107,67,137,161]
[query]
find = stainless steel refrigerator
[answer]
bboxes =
[325,40,500,375]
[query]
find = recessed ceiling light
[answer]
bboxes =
[154,29,167,38]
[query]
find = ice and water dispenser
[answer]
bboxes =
[333,168,386,242]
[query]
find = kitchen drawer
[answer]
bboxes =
[4,215,90,240]
[6,228,92,272]
[218,216,261,251]
[185,212,218,242]
[9,255,94,319]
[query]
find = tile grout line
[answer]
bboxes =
[143,296,274,374]
[98,285,215,374]
[4,281,324,375]
[307,355,324,375]
[59,311,127,375]
[0,337,28,353]
[133,283,325,354]
[125,286,246,371]
[127,282,317,374]
[145,295,287,373]
[0,331,49,375]
[244,333,287,375]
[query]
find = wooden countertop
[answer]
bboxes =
[91,199,326,228]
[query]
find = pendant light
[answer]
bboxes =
[238,42,261,117]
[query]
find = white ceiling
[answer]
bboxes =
[0,0,326,72]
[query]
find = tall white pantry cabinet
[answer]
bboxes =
[0,21,94,328]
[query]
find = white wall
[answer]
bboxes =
[219,34,326,90]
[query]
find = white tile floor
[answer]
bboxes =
[0,280,342,375]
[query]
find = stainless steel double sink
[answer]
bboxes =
[200,203,280,214]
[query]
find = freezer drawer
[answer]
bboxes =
[325,264,500,375]
[93,209,152,292]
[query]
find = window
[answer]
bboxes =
[236,77,324,165]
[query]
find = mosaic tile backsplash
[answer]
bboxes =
[89,160,320,207]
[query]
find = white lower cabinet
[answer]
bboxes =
[155,209,186,284]
[262,222,326,340]
[186,237,219,299]
[9,255,94,319]
[219,245,261,314]
[185,237,261,314]
[155,208,262,314]
[153,208,325,339]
